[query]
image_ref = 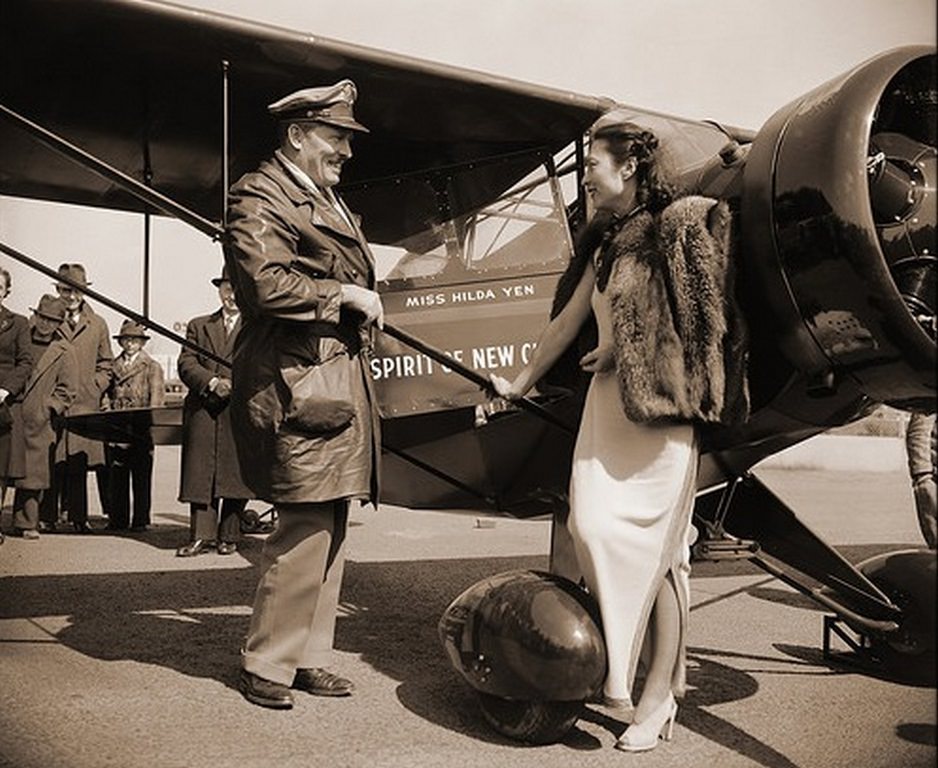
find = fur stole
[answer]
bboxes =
[607,195,750,425]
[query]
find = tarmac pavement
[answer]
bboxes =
[0,446,935,768]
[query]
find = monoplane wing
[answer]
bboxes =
[0,0,613,244]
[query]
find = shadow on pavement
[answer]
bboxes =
[896,722,937,747]
[5,544,919,765]
[0,553,550,704]
[774,642,937,689]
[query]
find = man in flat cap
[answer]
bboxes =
[104,319,164,532]
[10,295,77,540]
[224,79,383,709]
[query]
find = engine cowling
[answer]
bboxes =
[741,46,936,413]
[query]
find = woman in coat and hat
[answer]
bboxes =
[0,265,33,509]
[105,319,164,531]
[11,295,77,539]
[175,266,252,556]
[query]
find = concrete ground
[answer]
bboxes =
[0,446,935,768]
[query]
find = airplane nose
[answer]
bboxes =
[741,46,936,411]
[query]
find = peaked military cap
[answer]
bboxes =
[267,79,369,133]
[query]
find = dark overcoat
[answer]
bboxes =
[12,335,78,489]
[224,153,380,505]
[0,306,33,476]
[57,303,112,465]
[177,309,251,503]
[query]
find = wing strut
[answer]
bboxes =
[221,59,230,229]
[381,323,576,436]
[382,441,498,508]
[0,240,231,369]
[0,103,224,241]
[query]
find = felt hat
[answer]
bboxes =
[211,264,231,287]
[55,262,91,288]
[31,294,68,321]
[114,319,150,340]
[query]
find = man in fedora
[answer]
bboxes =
[105,319,164,532]
[48,263,112,533]
[225,79,383,709]
[11,295,77,539]
[176,265,252,557]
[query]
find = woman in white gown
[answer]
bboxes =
[491,112,748,752]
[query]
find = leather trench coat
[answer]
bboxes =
[224,154,380,506]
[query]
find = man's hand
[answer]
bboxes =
[213,378,232,399]
[489,373,522,401]
[340,284,384,329]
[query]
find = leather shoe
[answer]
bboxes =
[217,541,237,555]
[176,539,212,557]
[239,670,293,709]
[293,667,354,697]
[72,521,93,534]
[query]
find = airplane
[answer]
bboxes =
[0,0,934,745]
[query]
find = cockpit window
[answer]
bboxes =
[361,158,574,287]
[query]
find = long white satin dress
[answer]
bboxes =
[567,281,698,708]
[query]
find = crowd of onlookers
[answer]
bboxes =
[0,261,252,554]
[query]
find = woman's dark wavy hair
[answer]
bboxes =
[542,122,676,391]
[590,121,675,214]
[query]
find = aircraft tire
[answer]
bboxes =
[476,692,581,744]
[240,509,261,533]
[859,549,936,685]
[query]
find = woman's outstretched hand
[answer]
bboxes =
[489,373,520,401]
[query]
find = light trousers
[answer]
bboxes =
[242,500,348,685]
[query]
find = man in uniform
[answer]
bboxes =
[225,79,383,709]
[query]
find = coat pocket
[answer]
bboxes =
[279,339,356,434]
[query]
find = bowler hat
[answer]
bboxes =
[31,294,68,322]
[267,79,369,133]
[55,263,91,288]
[114,319,150,340]
[211,265,231,287]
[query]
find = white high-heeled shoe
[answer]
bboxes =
[614,693,677,752]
